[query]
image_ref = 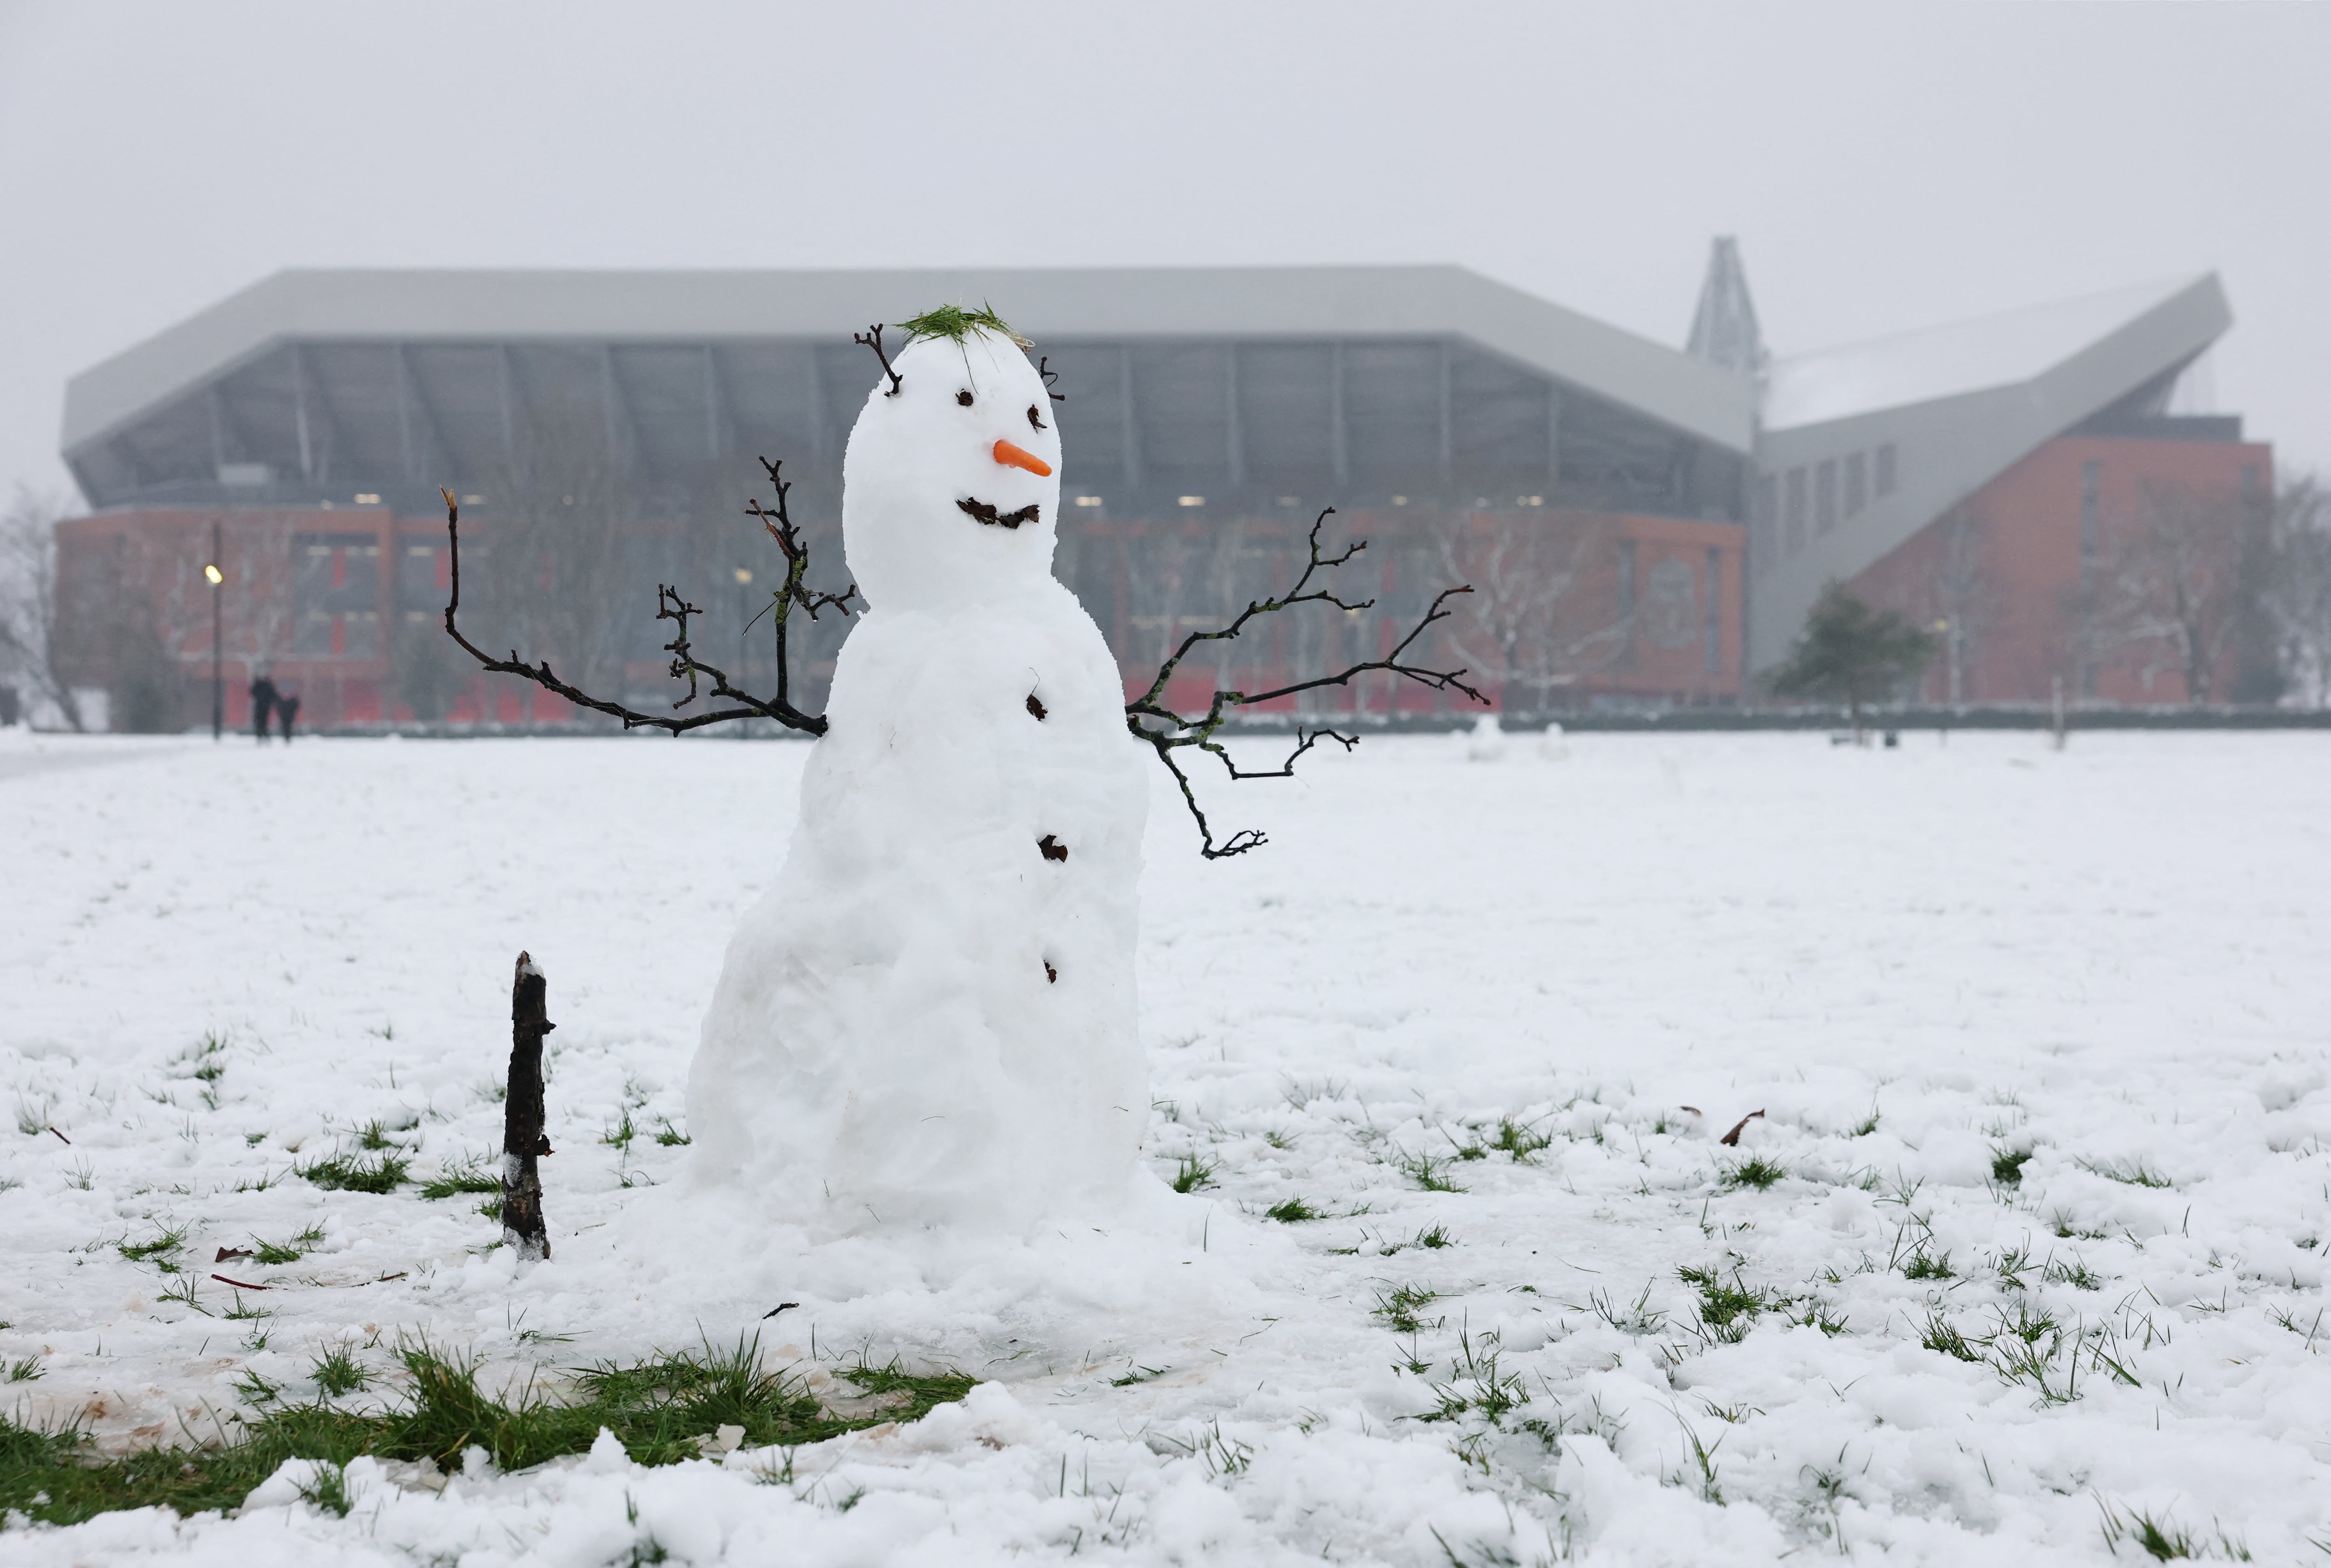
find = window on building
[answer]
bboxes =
[1703,547,1722,675]
[1751,476,1776,576]
[1844,452,1867,517]
[2078,460,2102,699]
[1875,444,1897,496]
[1815,460,1839,535]
[398,541,442,612]
[292,533,381,660]
[1784,467,1807,556]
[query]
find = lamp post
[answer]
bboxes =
[206,521,224,741]
[733,566,753,740]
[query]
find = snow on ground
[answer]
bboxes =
[1,725,2328,1565]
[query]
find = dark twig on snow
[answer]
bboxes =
[1718,1110,1765,1148]
[854,323,903,397]
[437,466,856,736]
[1036,354,1066,402]
[503,951,555,1262]
[1124,508,1486,859]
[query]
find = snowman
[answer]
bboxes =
[683,310,1152,1233]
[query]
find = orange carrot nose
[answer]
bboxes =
[993,438,1052,477]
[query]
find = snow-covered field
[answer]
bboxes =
[2,726,2327,1565]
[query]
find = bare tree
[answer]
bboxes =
[1930,506,1993,705]
[2092,481,2247,704]
[476,407,644,721]
[2267,474,2331,708]
[0,487,83,729]
[1430,509,1627,713]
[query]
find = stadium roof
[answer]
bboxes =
[62,264,1757,468]
[1746,270,2237,669]
[1763,273,2226,431]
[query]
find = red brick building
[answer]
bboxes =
[1848,428,2271,706]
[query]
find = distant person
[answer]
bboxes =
[276,692,301,743]
[249,675,278,743]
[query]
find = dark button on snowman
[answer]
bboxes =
[687,308,1150,1231]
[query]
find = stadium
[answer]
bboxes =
[47,248,2268,729]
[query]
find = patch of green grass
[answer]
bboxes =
[299,1152,409,1194]
[1372,1283,1441,1335]
[353,1120,398,1152]
[1108,1365,1167,1387]
[603,1111,638,1154]
[2097,1500,2245,1562]
[1794,1301,1848,1336]
[652,1118,691,1147]
[1393,1149,1464,1194]
[1722,1156,1786,1191]
[421,1159,501,1201]
[1419,1326,1527,1426]
[1408,1224,1455,1251]
[311,1346,370,1399]
[1992,1147,2033,1186]
[2043,1257,2103,1291]
[1490,1117,1553,1162]
[1679,1265,1768,1344]
[117,1223,190,1268]
[1851,1107,1881,1137]
[1921,1311,1985,1362]
[253,1225,325,1266]
[0,1337,971,1526]
[1169,1154,1217,1194]
[478,1197,504,1222]
[6,1356,42,1383]
[2077,1156,2173,1189]
[297,1461,352,1517]
[1903,1248,1955,1281]
[1263,1196,1321,1223]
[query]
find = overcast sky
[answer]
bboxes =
[3,0,2325,508]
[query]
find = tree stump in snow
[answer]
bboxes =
[503,951,555,1260]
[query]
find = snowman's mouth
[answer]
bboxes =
[957,496,1041,530]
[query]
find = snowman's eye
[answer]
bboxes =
[955,389,974,407]
[1026,404,1047,432]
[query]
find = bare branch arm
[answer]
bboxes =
[437,477,851,737]
[1124,508,1487,858]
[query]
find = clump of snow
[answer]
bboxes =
[1463,715,1506,762]
[685,326,1153,1234]
[1537,720,1568,761]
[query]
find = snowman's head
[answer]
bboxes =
[841,309,1064,613]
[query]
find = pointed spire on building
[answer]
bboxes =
[1686,236,1767,379]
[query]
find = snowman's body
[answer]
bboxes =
[685,325,1150,1231]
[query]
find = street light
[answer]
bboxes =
[206,521,224,741]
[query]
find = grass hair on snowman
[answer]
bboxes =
[897,302,1029,348]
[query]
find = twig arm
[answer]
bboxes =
[1124,509,1487,858]
[436,481,848,737]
